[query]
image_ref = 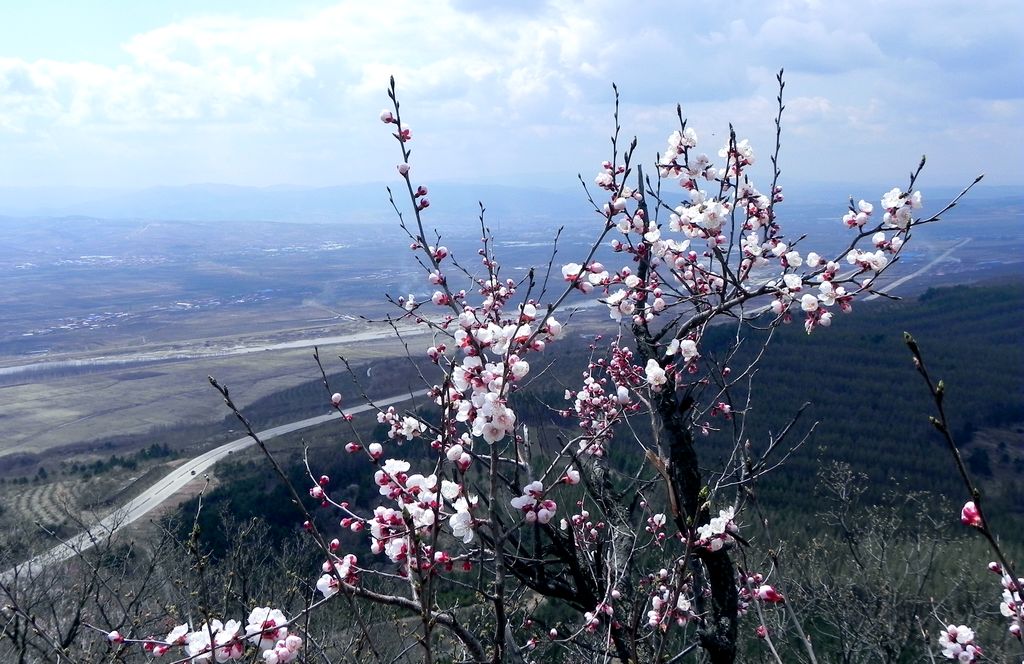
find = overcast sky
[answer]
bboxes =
[0,0,1020,190]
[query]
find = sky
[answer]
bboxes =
[0,0,1020,191]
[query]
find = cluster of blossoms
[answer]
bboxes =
[656,128,699,179]
[320,435,479,585]
[431,298,562,450]
[644,566,780,633]
[558,501,607,547]
[880,188,923,229]
[564,343,644,456]
[736,571,784,611]
[643,566,781,634]
[938,624,982,662]
[108,608,301,663]
[569,115,931,382]
[581,602,615,633]
[365,458,480,563]
[644,358,669,389]
[989,562,1024,641]
[307,106,581,587]
[638,335,703,388]
[736,571,763,617]
[379,109,412,144]
[956,503,1023,646]
[316,553,359,596]
[694,507,738,552]
[647,580,695,630]
[510,481,556,524]
[376,405,427,442]
[844,189,922,231]
[646,512,668,543]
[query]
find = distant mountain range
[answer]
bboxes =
[0,183,591,228]
[0,182,1016,228]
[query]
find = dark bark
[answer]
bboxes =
[636,327,739,664]
[661,393,738,662]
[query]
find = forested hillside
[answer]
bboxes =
[702,282,1022,519]
[183,281,1022,548]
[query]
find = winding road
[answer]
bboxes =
[864,238,970,301]
[2,389,428,581]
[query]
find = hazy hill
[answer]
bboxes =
[0,182,1018,229]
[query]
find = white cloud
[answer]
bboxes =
[753,17,886,73]
[0,0,1019,187]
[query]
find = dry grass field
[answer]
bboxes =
[0,310,430,464]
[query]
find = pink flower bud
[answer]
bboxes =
[960,501,982,528]
[397,163,410,176]
[756,625,768,639]
[107,630,124,644]
[331,393,342,406]
[755,585,784,603]
[380,110,394,123]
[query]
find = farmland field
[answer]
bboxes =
[0,192,1019,472]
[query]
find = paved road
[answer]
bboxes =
[2,389,428,581]
[864,238,971,301]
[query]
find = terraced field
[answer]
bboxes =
[2,473,130,535]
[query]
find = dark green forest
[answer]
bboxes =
[178,281,1022,555]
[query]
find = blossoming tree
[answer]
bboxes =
[25,72,1018,664]
[285,73,989,663]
